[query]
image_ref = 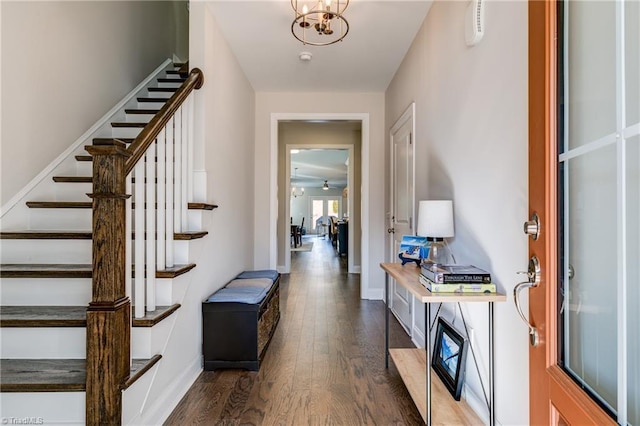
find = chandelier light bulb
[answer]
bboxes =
[302,4,308,14]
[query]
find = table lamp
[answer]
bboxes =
[417,200,455,265]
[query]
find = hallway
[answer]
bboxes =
[165,235,422,424]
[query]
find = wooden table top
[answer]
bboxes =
[380,262,507,303]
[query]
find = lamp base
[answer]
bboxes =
[425,238,454,265]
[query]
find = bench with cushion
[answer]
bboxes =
[202,270,280,371]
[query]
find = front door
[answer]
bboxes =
[527,1,638,423]
[388,104,415,332]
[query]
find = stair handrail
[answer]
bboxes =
[125,68,203,174]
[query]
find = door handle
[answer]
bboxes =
[387,228,395,234]
[514,256,540,347]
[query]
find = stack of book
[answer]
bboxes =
[419,262,496,294]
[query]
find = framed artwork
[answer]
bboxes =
[432,317,468,401]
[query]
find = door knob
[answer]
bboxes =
[514,256,541,347]
[523,213,540,240]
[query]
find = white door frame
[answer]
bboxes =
[284,143,355,273]
[270,113,370,298]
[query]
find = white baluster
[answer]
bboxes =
[145,144,156,312]
[125,174,132,300]
[181,102,189,231]
[174,107,183,233]
[134,161,145,319]
[187,94,194,202]
[156,129,166,271]
[165,117,175,267]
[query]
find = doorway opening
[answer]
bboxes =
[276,120,362,278]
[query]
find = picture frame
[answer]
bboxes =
[432,317,468,401]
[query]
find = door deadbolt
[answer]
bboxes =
[523,213,540,240]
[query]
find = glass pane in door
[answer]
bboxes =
[312,200,324,234]
[627,135,639,425]
[626,1,639,125]
[561,144,618,411]
[567,1,616,149]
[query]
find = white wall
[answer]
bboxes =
[0,1,187,206]
[385,1,529,424]
[127,3,256,423]
[254,93,385,299]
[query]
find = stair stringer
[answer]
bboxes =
[0,58,173,231]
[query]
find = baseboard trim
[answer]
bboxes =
[0,58,172,218]
[365,288,384,301]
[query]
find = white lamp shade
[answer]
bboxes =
[417,200,454,238]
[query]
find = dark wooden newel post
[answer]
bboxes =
[85,139,131,425]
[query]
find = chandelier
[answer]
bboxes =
[291,0,349,46]
[291,168,305,198]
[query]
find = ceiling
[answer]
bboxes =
[205,1,432,189]
[291,148,350,189]
[206,0,433,91]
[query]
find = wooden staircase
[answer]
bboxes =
[0,63,210,424]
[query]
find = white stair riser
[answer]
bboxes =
[2,322,174,359]
[126,113,154,122]
[157,81,183,89]
[147,91,172,99]
[1,240,91,264]
[53,182,93,201]
[0,393,84,425]
[1,278,92,305]
[131,318,173,359]
[28,209,91,230]
[155,273,191,306]
[137,101,166,109]
[1,328,86,358]
[112,127,143,139]
[76,161,93,176]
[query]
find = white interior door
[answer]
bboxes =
[388,104,415,332]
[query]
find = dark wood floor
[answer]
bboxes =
[165,235,422,425]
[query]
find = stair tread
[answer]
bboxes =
[157,78,186,83]
[111,122,147,128]
[148,87,178,92]
[137,97,169,103]
[52,176,92,183]
[92,137,134,144]
[0,304,181,328]
[26,201,217,210]
[124,109,160,114]
[75,155,92,162]
[1,230,92,239]
[0,230,207,240]
[188,202,218,210]
[0,263,196,279]
[0,356,161,392]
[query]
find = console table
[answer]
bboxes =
[381,262,506,425]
